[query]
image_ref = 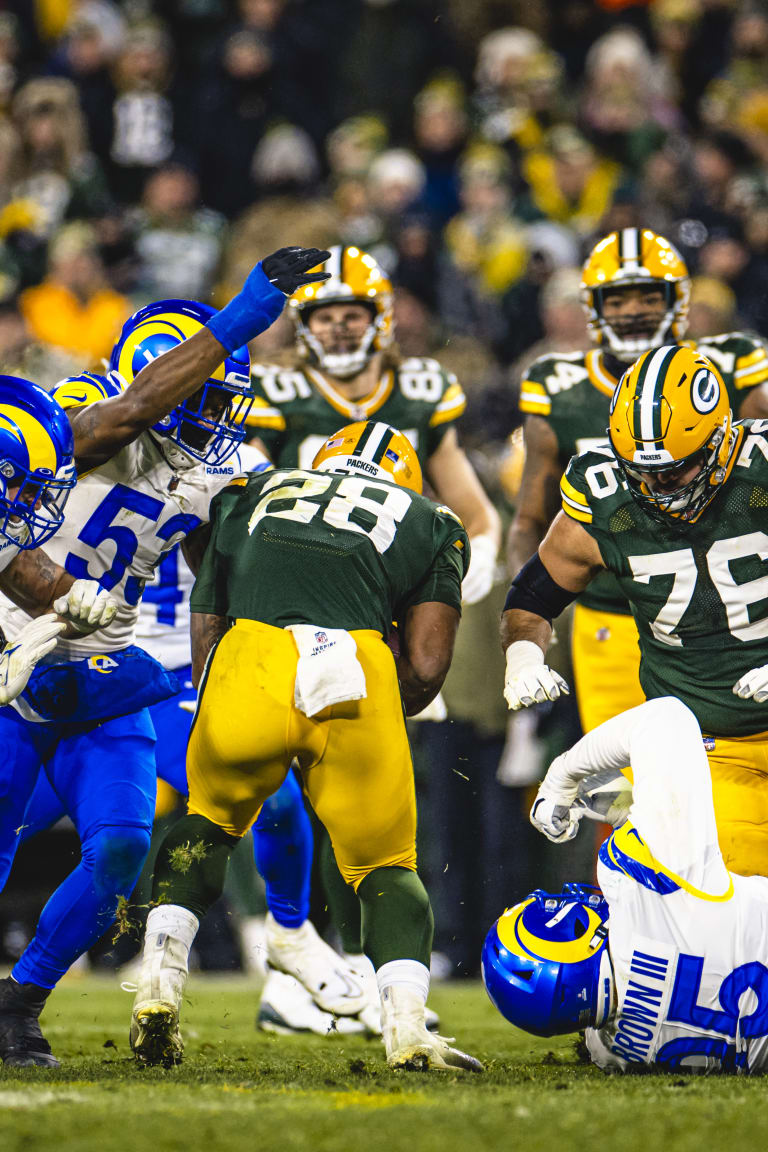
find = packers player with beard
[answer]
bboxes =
[502,344,768,877]
[510,228,768,732]
[245,245,501,1030]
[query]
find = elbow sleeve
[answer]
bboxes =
[503,553,577,624]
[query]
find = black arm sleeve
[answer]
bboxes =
[503,552,577,624]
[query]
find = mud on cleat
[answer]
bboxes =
[265,913,367,1016]
[130,1003,183,1068]
[382,985,484,1073]
[0,976,59,1068]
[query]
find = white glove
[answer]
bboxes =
[53,580,118,635]
[575,767,633,827]
[733,665,768,704]
[0,614,67,705]
[503,640,569,711]
[530,791,583,843]
[461,533,497,605]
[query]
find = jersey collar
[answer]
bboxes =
[586,350,620,397]
[305,367,394,419]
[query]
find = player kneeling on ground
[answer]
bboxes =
[129,420,483,1073]
[483,697,768,1073]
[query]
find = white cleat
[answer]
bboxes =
[382,985,483,1073]
[257,969,366,1036]
[265,914,367,1016]
[130,932,189,1067]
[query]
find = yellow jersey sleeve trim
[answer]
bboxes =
[609,822,734,903]
[244,398,287,431]
[429,390,467,427]
[519,382,552,415]
[736,345,768,369]
[560,474,588,506]
[561,498,593,524]
[734,356,768,387]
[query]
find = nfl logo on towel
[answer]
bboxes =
[315,631,328,644]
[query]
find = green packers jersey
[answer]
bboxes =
[560,419,768,736]
[245,358,466,471]
[520,333,768,614]
[191,468,470,634]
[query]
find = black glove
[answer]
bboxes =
[261,247,331,296]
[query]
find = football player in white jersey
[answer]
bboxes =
[483,697,768,1073]
[0,246,332,1068]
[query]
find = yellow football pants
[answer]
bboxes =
[186,619,418,890]
[571,605,768,876]
[571,604,645,733]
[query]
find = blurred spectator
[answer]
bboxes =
[701,5,768,140]
[107,24,177,205]
[131,164,226,303]
[53,2,126,166]
[366,148,427,265]
[412,76,468,228]
[443,143,527,296]
[686,273,738,338]
[0,12,23,114]
[19,221,130,366]
[251,123,320,196]
[503,263,587,373]
[697,225,768,336]
[326,114,388,181]
[474,27,564,160]
[520,124,624,235]
[8,78,111,238]
[581,25,675,171]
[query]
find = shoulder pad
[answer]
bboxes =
[696,333,768,391]
[519,352,589,416]
[250,364,313,411]
[560,447,624,526]
[395,358,466,425]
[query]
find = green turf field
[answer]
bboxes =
[1,975,767,1152]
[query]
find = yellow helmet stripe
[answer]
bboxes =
[0,405,57,472]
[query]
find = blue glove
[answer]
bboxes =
[207,247,330,353]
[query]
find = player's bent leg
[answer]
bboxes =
[706,732,768,876]
[253,770,313,928]
[571,605,645,732]
[302,632,482,1072]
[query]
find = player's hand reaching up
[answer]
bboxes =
[261,247,332,295]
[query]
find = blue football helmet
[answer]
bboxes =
[0,376,76,551]
[482,883,613,1037]
[51,370,125,410]
[109,299,254,470]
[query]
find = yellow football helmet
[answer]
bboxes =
[581,228,691,361]
[312,421,422,493]
[288,245,393,378]
[609,345,734,523]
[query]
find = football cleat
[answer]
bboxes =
[264,913,367,1016]
[0,976,59,1067]
[129,932,190,1067]
[257,969,366,1036]
[340,953,442,1037]
[382,985,483,1073]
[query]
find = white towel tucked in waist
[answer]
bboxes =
[286,625,367,717]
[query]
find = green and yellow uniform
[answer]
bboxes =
[560,418,768,874]
[245,358,466,471]
[519,334,768,730]
[189,467,469,888]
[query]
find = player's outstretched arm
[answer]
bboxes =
[397,600,460,716]
[501,511,603,710]
[69,247,330,473]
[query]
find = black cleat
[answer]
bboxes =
[0,976,59,1067]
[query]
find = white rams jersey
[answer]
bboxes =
[133,544,195,671]
[552,701,768,1074]
[0,437,269,659]
[0,534,19,575]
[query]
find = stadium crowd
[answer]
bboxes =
[1,0,768,985]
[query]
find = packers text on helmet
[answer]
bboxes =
[312,421,422,493]
[581,228,690,361]
[288,246,393,379]
[609,345,735,524]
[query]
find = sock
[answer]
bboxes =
[253,772,313,928]
[145,904,199,950]
[376,959,430,1004]
[358,867,434,970]
[320,831,363,953]
[152,814,240,921]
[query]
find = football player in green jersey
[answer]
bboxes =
[509,227,768,734]
[128,421,483,1074]
[246,244,500,605]
[502,344,768,877]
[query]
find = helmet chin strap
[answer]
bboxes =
[601,308,677,362]
[148,429,201,473]
[300,321,378,379]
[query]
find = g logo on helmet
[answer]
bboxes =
[691,367,720,414]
